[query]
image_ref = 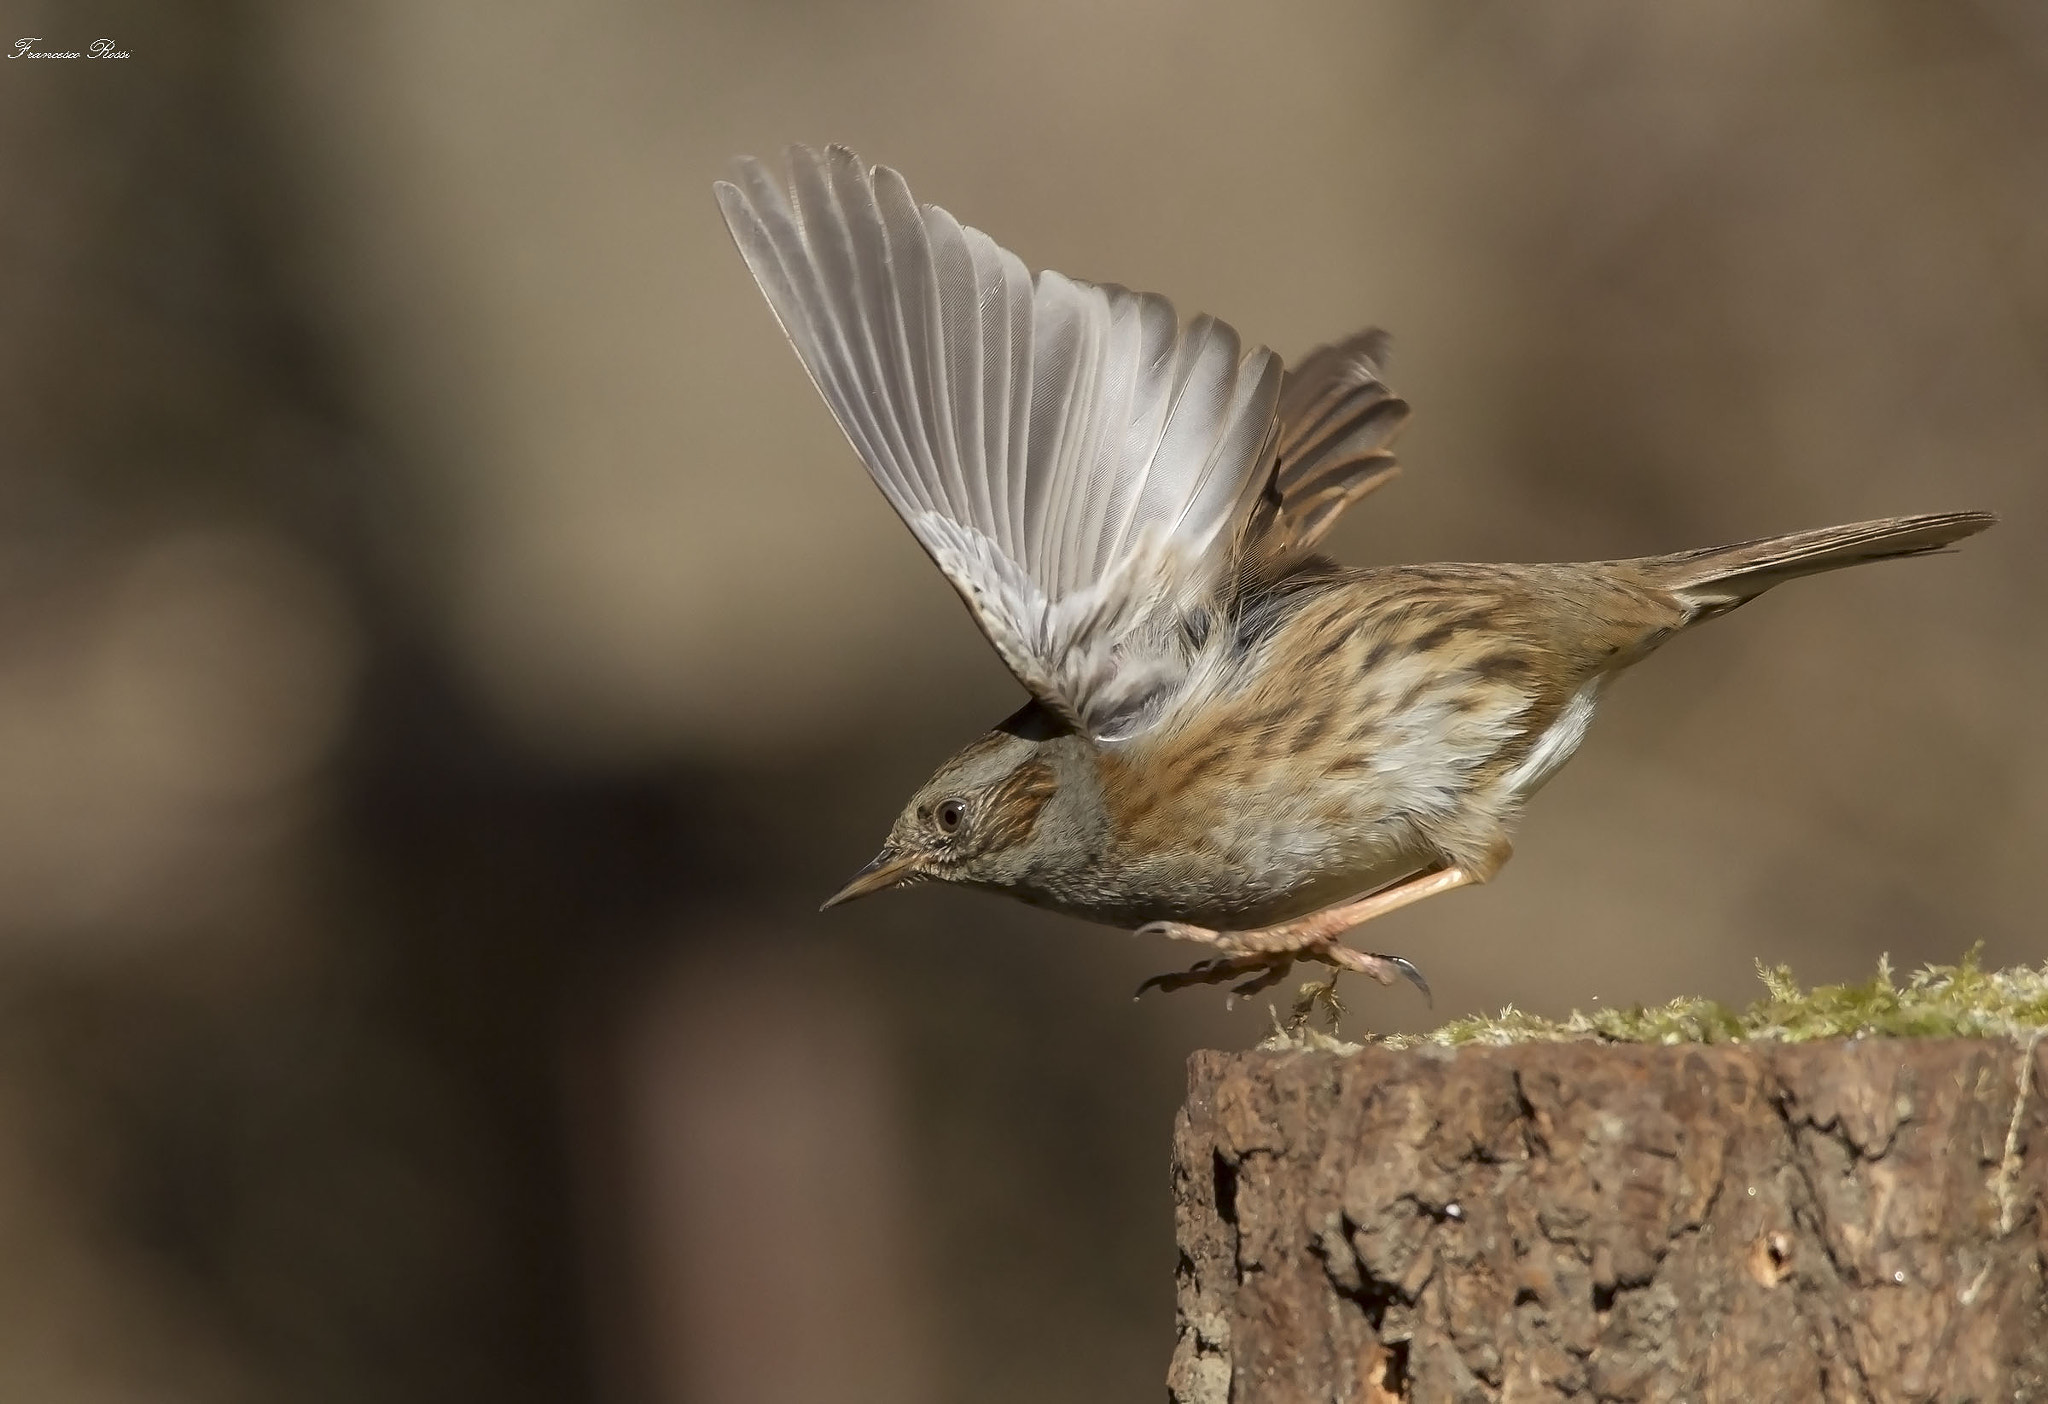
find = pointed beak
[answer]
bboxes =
[820,849,919,910]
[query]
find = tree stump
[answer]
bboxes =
[1169,1038,2048,1403]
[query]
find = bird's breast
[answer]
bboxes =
[1079,580,1550,926]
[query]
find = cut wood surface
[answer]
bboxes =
[1169,1038,2048,1403]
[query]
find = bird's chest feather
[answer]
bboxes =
[1085,632,1534,925]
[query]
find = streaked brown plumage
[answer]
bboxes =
[718,146,1996,1001]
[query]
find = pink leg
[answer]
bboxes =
[1135,865,1481,1002]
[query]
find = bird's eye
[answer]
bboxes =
[934,798,966,834]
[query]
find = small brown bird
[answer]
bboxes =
[716,146,1994,1002]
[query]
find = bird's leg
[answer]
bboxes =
[1135,864,1483,1003]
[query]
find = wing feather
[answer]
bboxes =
[1243,327,1411,559]
[717,146,1283,739]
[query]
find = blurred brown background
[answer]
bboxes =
[1,1,2041,1399]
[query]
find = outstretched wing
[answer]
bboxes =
[1243,328,1411,561]
[715,146,1282,742]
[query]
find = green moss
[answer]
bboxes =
[1256,948,2048,1052]
[1370,948,2048,1049]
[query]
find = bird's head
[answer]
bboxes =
[822,702,1079,909]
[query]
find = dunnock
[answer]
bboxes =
[716,146,1994,1002]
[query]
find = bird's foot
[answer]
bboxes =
[1134,949,1300,1004]
[1133,920,1431,1007]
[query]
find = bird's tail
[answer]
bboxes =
[1641,511,1996,617]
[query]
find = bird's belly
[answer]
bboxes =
[1023,807,1427,930]
[1178,816,1426,927]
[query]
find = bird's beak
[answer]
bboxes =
[820,849,919,910]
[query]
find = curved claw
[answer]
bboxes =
[1379,953,1432,1007]
[1134,957,1235,999]
[1136,920,1209,945]
[1133,967,1191,999]
[1320,944,1432,1007]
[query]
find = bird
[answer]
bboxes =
[714,145,1995,1004]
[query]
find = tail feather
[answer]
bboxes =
[1646,511,1996,615]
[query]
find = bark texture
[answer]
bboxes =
[1170,1038,2048,1403]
